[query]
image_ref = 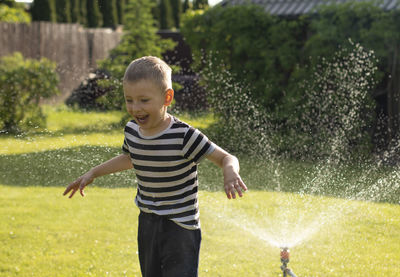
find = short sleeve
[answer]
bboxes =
[122,137,130,154]
[182,127,215,163]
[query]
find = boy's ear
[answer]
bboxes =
[164,89,174,106]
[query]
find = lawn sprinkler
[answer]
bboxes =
[280,247,297,277]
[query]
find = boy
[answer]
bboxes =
[63,56,247,277]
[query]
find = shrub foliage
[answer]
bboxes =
[0,53,59,133]
[0,3,31,22]
[181,2,400,156]
[182,6,306,111]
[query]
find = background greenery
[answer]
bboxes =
[2,1,400,160]
[0,2,30,22]
[181,2,400,153]
[0,53,59,133]
[27,0,208,29]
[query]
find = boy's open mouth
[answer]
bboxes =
[136,115,149,124]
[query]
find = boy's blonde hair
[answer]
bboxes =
[123,56,172,91]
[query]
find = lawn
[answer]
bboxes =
[1,106,399,276]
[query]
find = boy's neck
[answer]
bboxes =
[139,113,172,137]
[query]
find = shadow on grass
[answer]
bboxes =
[1,146,399,204]
[0,146,135,188]
[0,145,224,191]
[1,123,125,140]
[46,124,125,137]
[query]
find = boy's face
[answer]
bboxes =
[123,79,173,136]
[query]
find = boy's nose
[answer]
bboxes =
[127,103,141,113]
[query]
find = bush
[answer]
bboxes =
[306,2,400,142]
[0,52,59,133]
[199,53,273,157]
[182,2,400,156]
[0,4,31,22]
[181,6,306,111]
[202,42,377,161]
[65,69,113,110]
[284,41,378,161]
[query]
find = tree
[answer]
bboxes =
[70,0,79,22]
[159,0,173,29]
[30,0,57,22]
[79,0,87,25]
[56,0,71,22]
[182,0,190,13]
[170,0,181,28]
[86,0,102,27]
[99,0,118,28]
[182,0,189,12]
[0,0,19,7]
[116,0,125,25]
[193,0,207,10]
[97,0,176,110]
[0,4,31,22]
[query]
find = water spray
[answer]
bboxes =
[280,247,297,277]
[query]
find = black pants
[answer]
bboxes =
[138,212,201,277]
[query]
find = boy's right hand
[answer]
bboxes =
[63,171,95,198]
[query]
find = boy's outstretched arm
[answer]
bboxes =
[207,146,248,199]
[63,154,133,198]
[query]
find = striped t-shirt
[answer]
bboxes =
[122,115,215,230]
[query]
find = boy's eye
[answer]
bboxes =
[125,99,133,103]
[141,99,149,103]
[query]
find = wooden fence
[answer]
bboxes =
[0,21,122,102]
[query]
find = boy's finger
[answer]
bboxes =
[238,179,248,192]
[63,185,73,196]
[230,180,243,198]
[63,179,78,196]
[225,186,232,199]
[79,186,85,197]
[63,187,70,196]
[237,177,247,191]
[69,188,78,198]
[230,185,237,199]
[236,186,243,197]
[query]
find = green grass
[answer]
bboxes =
[1,187,399,276]
[1,106,400,276]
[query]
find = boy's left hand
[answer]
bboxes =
[206,145,248,199]
[224,171,247,199]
